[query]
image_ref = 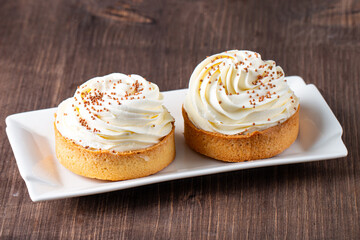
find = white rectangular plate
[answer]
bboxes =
[6,76,347,202]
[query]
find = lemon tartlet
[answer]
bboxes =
[55,73,175,180]
[183,50,299,162]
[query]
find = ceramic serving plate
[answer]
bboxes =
[6,76,347,202]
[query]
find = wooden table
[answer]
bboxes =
[1,0,359,238]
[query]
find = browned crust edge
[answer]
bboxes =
[182,106,299,162]
[54,123,175,181]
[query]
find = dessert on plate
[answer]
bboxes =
[183,50,299,162]
[55,73,175,181]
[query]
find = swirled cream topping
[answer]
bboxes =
[55,73,174,152]
[184,50,299,135]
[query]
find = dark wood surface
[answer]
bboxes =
[1,0,359,239]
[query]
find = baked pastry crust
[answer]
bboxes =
[182,107,299,162]
[55,123,175,181]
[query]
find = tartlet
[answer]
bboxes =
[183,50,299,162]
[54,73,175,180]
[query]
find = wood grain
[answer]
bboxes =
[0,0,359,239]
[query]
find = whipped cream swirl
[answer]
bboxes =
[184,50,299,135]
[56,73,174,152]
